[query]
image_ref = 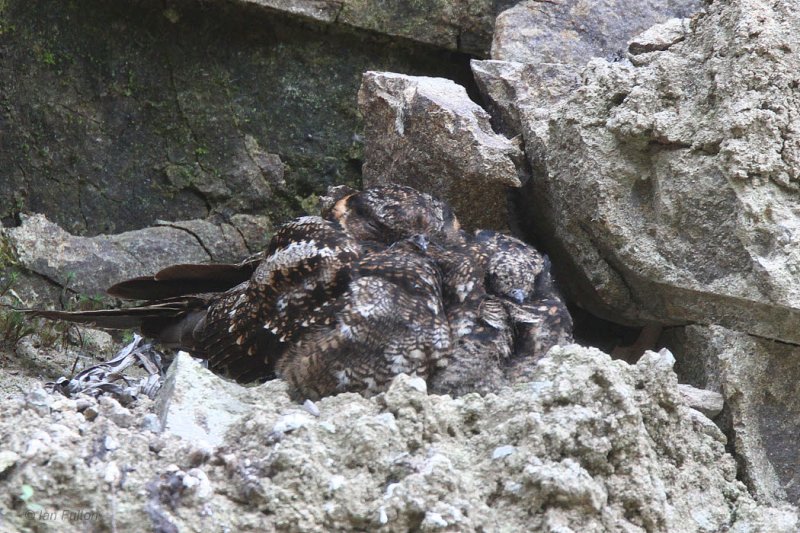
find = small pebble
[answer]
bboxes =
[184,468,213,500]
[141,413,162,433]
[0,451,20,475]
[75,398,94,412]
[188,441,213,466]
[104,461,121,485]
[26,389,52,414]
[302,399,320,417]
[149,438,166,454]
[272,413,312,435]
[328,475,345,491]
[492,445,516,460]
[423,512,449,528]
[83,407,99,421]
[104,435,119,451]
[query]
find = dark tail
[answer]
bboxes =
[108,262,258,300]
[20,297,209,352]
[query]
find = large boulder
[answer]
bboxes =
[4,213,271,296]
[471,60,582,136]
[515,0,800,343]
[358,71,523,230]
[472,0,704,140]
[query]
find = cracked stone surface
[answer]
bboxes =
[514,0,800,343]
[1,344,797,531]
[0,0,475,236]
[240,0,497,55]
[358,71,523,230]
[471,60,582,137]
[491,0,704,65]
[664,325,800,506]
[4,213,270,296]
[472,1,704,138]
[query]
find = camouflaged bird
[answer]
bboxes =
[424,230,573,396]
[27,185,573,399]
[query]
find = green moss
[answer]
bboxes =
[0,0,475,234]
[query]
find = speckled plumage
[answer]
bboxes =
[327,185,463,246]
[28,185,574,399]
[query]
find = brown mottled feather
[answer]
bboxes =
[326,185,462,246]
[278,243,449,400]
[25,185,575,399]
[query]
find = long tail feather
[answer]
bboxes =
[21,307,181,330]
[108,263,257,300]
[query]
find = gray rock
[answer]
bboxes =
[471,59,581,136]
[5,213,270,295]
[25,388,53,415]
[0,1,474,237]
[491,0,704,64]
[520,0,800,343]
[664,325,800,506]
[240,0,495,55]
[153,352,294,447]
[214,345,798,531]
[141,413,162,433]
[1,344,798,531]
[358,71,523,230]
[677,383,724,419]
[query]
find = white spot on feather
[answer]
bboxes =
[339,322,354,339]
[408,349,425,361]
[390,354,409,374]
[335,370,350,387]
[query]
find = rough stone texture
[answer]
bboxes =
[240,0,496,55]
[628,17,693,55]
[471,59,581,136]
[338,0,495,56]
[4,213,271,296]
[0,0,475,236]
[359,71,523,230]
[663,325,800,506]
[0,344,797,531]
[154,352,263,448]
[474,1,704,154]
[677,383,723,420]
[519,0,800,343]
[491,0,704,64]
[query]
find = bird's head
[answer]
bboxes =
[327,185,462,246]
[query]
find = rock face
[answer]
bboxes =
[471,60,582,136]
[664,325,800,506]
[1,344,796,532]
[358,71,523,230]
[4,213,271,295]
[0,0,476,236]
[491,0,704,64]
[516,0,800,343]
[242,0,496,55]
[472,0,703,139]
